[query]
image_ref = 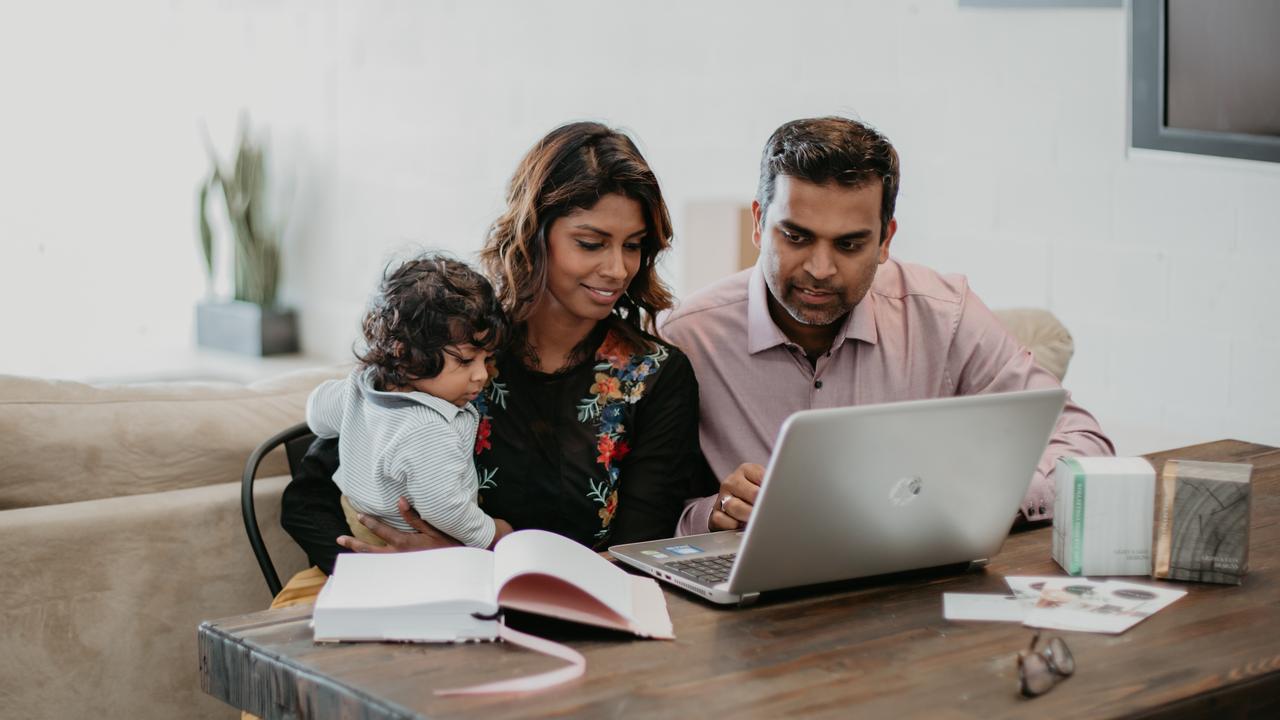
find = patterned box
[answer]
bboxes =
[1152,459,1252,585]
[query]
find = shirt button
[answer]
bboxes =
[814,380,823,389]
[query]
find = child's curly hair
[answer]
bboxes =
[357,254,509,391]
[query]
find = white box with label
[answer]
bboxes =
[1052,457,1155,576]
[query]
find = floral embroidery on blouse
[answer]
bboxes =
[581,330,668,540]
[597,489,619,527]
[472,363,507,493]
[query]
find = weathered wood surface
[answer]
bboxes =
[200,440,1280,719]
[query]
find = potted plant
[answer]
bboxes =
[194,121,298,356]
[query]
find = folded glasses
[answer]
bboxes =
[1017,631,1075,697]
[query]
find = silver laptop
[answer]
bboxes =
[610,388,1067,605]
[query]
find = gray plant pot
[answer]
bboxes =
[196,301,300,356]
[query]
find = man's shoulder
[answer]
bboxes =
[871,258,970,306]
[660,268,752,336]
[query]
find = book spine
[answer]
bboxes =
[1067,458,1085,575]
[1152,460,1177,578]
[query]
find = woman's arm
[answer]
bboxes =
[340,498,513,551]
[392,423,499,549]
[279,436,468,573]
[608,349,711,544]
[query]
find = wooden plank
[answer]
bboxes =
[201,606,420,720]
[199,440,1280,719]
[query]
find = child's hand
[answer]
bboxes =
[336,497,462,553]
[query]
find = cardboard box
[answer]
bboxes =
[1052,457,1155,576]
[1152,459,1252,584]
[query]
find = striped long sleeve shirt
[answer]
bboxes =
[305,368,495,548]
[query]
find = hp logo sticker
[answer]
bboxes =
[889,476,923,507]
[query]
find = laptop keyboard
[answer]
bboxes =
[666,553,737,583]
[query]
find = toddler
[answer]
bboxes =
[306,254,511,549]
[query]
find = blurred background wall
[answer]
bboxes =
[2,0,1277,453]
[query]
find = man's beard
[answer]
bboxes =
[761,265,853,327]
[778,283,852,327]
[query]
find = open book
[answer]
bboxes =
[313,529,674,643]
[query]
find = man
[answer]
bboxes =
[665,116,1113,536]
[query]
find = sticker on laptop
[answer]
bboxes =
[640,550,669,559]
[664,545,702,555]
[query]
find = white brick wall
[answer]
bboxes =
[2,0,1276,453]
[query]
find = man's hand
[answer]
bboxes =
[336,496,463,553]
[709,463,765,531]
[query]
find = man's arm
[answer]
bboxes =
[948,288,1115,522]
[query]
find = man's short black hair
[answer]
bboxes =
[756,116,900,241]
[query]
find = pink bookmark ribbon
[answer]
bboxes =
[434,624,586,695]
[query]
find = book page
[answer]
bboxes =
[492,530,631,621]
[626,575,675,639]
[322,547,496,610]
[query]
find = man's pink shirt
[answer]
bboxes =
[662,259,1114,537]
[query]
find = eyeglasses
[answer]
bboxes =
[1017,631,1075,697]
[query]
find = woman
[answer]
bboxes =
[280,122,714,577]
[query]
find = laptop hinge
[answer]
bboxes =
[966,558,990,572]
[736,592,760,607]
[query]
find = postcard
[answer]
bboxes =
[1005,576,1082,604]
[943,593,1028,622]
[1022,578,1186,634]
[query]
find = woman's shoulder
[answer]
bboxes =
[595,323,688,369]
[592,323,694,402]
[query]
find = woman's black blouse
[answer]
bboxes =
[280,324,714,574]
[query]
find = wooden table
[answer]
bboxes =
[200,440,1280,719]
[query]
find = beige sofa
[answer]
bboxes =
[0,366,345,720]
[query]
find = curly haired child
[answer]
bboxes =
[305,253,513,549]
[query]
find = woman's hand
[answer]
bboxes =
[489,518,515,549]
[709,462,765,531]
[336,497,463,553]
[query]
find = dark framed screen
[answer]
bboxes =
[1131,0,1280,163]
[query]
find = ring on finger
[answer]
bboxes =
[720,494,732,513]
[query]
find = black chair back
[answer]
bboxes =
[242,422,316,597]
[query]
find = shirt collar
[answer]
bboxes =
[848,288,879,346]
[355,367,473,420]
[745,263,879,355]
[746,264,791,354]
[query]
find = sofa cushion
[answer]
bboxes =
[992,308,1074,382]
[0,366,348,509]
[0,475,308,719]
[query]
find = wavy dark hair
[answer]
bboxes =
[479,121,674,352]
[357,254,509,390]
[756,116,900,242]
